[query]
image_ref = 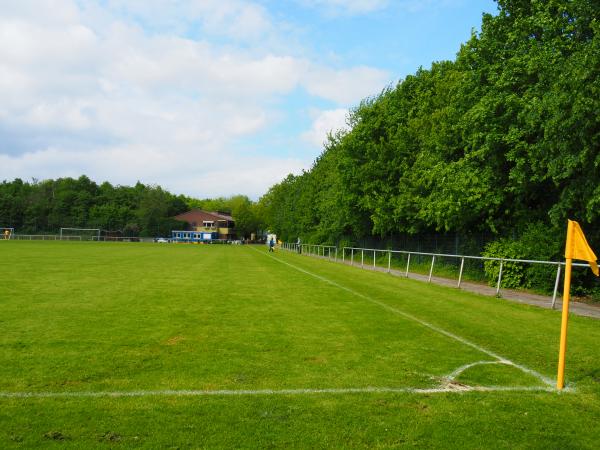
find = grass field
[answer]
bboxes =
[1,241,600,448]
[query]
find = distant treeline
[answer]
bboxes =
[258,0,600,261]
[0,176,262,238]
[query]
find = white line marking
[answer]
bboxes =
[0,385,561,399]
[258,249,555,388]
[446,360,509,381]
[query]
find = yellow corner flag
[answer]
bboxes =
[557,220,599,390]
[565,219,599,275]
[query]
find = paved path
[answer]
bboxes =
[306,253,600,320]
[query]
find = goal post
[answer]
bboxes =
[59,228,100,241]
[1,227,14,240]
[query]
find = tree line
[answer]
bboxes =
[0,176,262,238]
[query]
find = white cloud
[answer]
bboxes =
[103,0,274,41]
[303,65,388,105]
[298,0,471,16]
[395,0,470,14]
[0,0,390,198]
[0,147,303,199]
[298,0,389,15]
[302,109,349,148]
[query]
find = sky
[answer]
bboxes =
[0,0,498,199]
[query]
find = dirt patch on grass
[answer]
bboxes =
[165,336,186,345]
[98,431,122,442]
[44,431,69,441]
[303,356,328,364]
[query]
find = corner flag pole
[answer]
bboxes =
[556,257,572,390]
[557,219,599,390]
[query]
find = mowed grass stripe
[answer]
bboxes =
[2,241,485,393]
[260,249,553,388]
[270,248,600,389]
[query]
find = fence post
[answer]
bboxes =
[496,260,504,296]
[552,264,562,310]
[387,251,391,273]
[351,249,354,266]
[405,253,411,277]
[342,248,345,263]
[458,257,465,288]
[335,248,338,262]
[373,250,376,269]
[428,255,435,282]
[361,249,364,268]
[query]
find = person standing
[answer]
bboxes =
[269,237,275,252]
[297,237,301,254]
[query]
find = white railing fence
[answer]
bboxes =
[9,234,82,241]
[281,243,338,261]
[281,243,590,310]
[8,234,153,242]
[7,234,230,243]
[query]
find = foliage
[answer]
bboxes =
[482,223,562,291]
[0,177,263,237]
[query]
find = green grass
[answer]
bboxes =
[1,241,600,448]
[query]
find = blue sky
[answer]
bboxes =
[0,0,498,198]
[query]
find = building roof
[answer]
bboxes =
[174,209,234,223]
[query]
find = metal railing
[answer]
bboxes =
[281,243,338,261]
[281,243,591,310]
[8,234,82,241]
[6,234,234,244]
[9,234,154,242]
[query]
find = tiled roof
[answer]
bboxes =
[174,209,233,223]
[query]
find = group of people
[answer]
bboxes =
[267,237,302,253]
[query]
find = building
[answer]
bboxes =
[173,209,236,241]
[171,230,217,243]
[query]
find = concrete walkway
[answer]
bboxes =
[309,254,600,319]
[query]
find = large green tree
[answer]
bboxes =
[259,0,600,252]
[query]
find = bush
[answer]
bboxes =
[482,239,527,289]
[482,223,561,292]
